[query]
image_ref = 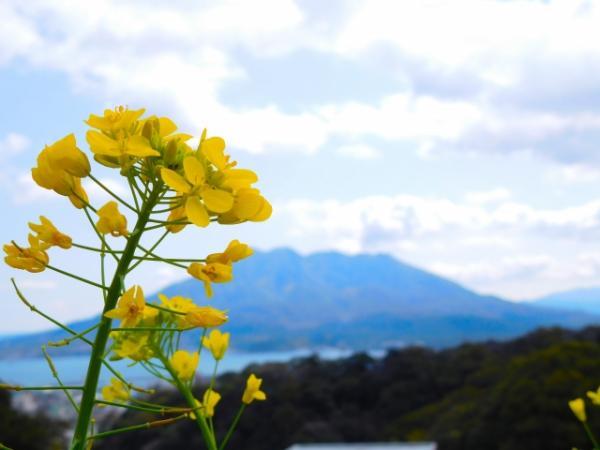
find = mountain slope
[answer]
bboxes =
[530,286,600,314]
[0,249,597,358]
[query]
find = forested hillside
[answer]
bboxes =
[89,326,600,450]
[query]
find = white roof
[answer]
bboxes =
[287,444,437,450]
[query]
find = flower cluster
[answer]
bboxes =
[3,106,271,450]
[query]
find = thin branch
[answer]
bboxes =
[88,173,137,213]
[42,346,79,412]
[86,414,187,440]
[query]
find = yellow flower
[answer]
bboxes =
[101,378,130,403]
[86,106,159,167]
[202,329,230,361]
[166,203,188,233]
[242,373,266,405]
[170,350,199,381]
[31,134,90,209]
[104,286,147,328]
[569,398,587,422]
[186,390,222,420]
[96,201,128,237]
[158,294,195,327]
[4,235,49,273]
[184,306,228,329]
[217,188,272,224]
[142,116,192,144]
[86,107,145,133]
[202,388,221,418]
[587,387,600,405]
[206,240,253,265]
[199,135,258,191]
[187,262,233,298]
[29,216,72,249]
[112,333,152,361]
[161,156,234,227]
[87,130,159,160]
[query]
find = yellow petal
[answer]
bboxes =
[158,117,178,137]
[86,131,120,157]
[202,188,234,213]
[233,192,263,219]
[125,135,160,157]
[251,197,272,222]
[201,137,227,169]
[222,169,258,190]
[185,196,210,227]
[183,157,205,186]
[161,168,191,194]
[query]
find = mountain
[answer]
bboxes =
[530,286,600,314]
[0,249,597,359]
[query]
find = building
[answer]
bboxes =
[286,443,437,450]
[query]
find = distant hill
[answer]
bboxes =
[0,249,597,359]
[530,286,600,315]
[93,326,600,450]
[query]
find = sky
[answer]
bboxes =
[3,0,600,333]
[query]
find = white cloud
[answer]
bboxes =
[12,172,55,205]
[465,188,511,205]
[282,193,600,298]
[337,144,381,160]
[5,0,600,164]
[0,133,29,159]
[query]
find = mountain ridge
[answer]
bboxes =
[0,248,597,359]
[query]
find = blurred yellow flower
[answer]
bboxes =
[158,294,195,326]
[569,398,587,422]
[96,201,128,237]
[101,378,130,403]
[4,235,49,273]
[242,373,266,405]
[31,134,90,209]
[29,216,72,249]
[587,387,600,405]
[105,286,147,328]
[206,240,253,265]
[170,350,199,381]
[184,306,228,329]
[202,329,230,361]
[202,388,221,418]
[112,333,152,361]
[187,262,233,298]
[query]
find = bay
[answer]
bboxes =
[0,348,354,386]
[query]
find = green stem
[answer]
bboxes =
[583,422,600,450]
[95,400,190,414]
[69,183,162,450]
[47,323,100,347]
[127,174,141,211]
[155,347,217,450]
[42,346,79,412]
[11,279,93,346]
[82,207,119,263]
[218,405,246,450]
[10,241,108,290]
[89,173,137,213]
[128,230,170,273]
[87,414,187,440]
